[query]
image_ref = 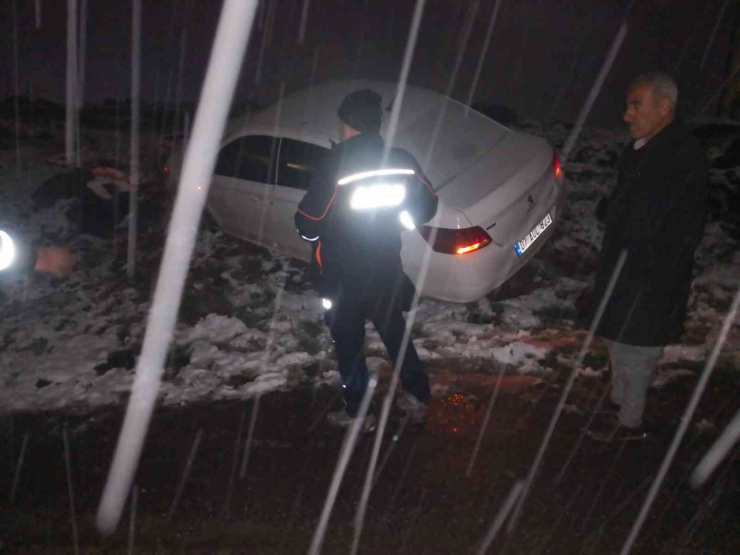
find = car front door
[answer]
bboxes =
[269,137,331,261]
[209,134,278,247]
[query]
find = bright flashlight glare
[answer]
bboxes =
[399,210,415,230]
[322,298,333,310]
[350,184,405,210]
[337,168,414,186]
[0,230,17,271]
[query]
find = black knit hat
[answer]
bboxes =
[337,89,382,134]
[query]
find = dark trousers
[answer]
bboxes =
[325,291,430,417]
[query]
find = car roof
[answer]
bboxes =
[224,80,510,187]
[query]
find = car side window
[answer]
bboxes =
[275,138,330,190]
[214,135,278,183]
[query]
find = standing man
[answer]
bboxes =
[586,73,709,442]
[295,89,438,431]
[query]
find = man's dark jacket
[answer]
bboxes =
[587,120,709,346]
[294,132,438,306]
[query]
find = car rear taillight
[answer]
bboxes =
[163,165,170,176]
[552,151,563,180]
[418,225,492,255]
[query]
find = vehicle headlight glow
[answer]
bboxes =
[0,230,17,271]
[399,210,415,230]
[350,184,406,210]
[322,298,333,310]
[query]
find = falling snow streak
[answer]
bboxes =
[9,433,29,503]
[701,52,740,114]
[240,394,261,479]
[578,478,652,551]
[299,0,310,44]
[184,111,191,148]
[78,0,87,109]
[355,57,442,540]
[127,486,138,555]
[578,441,628,538]
[308,370,378,555]
[302,47,320,125]
[352,413,410,555]
[381,0,426,167]
[508,0,543,103]
[351,0,370,80]
[619,288,740,555]
[378,442,417,536]
[66,0,77,167]
[172,30,188,143]
[352,168,440,555]
[279,485,305,552]
[96,0,259,535]
[127,0,141,280]
[544,11,598,124]
[679,450,739,553]
[12,0,20,183]
[474,480,524,555]
[255,11,269,84]
[673,1,712,75]
[508,249,628,534]
[63,427,80,555]
[222,408,246,520]
[552,381,612,488]
[74,0,87,168]
[168,429,203,518]
[561,23,628,163]
[700,0,731,70]
[398,488,428,554]
[371,414,409,488]
[265,0,276,46]
[422,0,480,170]
[466,0,504,114]
[157,70,174,163]
[467,364,505,478]
[530,482,588,555]
[253,82,284,247]
[692,406,740,487]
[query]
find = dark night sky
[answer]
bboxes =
[0,0,736,127]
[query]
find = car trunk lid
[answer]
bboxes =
[436,132,556,246]
[391,98,509,189]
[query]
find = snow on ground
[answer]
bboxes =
[1,126,739,414]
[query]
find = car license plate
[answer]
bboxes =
[514,213,552,257]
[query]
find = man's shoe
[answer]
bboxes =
[587,425,648,443]
[327,409,377,433]
[396,392,427,424]
[586,414,648,443]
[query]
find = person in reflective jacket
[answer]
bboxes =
[295,89,438,431]
[0,228,75,278]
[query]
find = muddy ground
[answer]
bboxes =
[1,362,739,554]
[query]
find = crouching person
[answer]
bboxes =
[294,90,438,431]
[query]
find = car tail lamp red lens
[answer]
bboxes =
[163,166,170,176]
[418,226,492,255]
[552,151,563,180]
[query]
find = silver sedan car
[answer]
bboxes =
[166,80,566,303]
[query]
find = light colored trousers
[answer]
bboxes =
[603,339,664,428]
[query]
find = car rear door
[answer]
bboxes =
[209,134,279,247]
[269,136,331,262]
